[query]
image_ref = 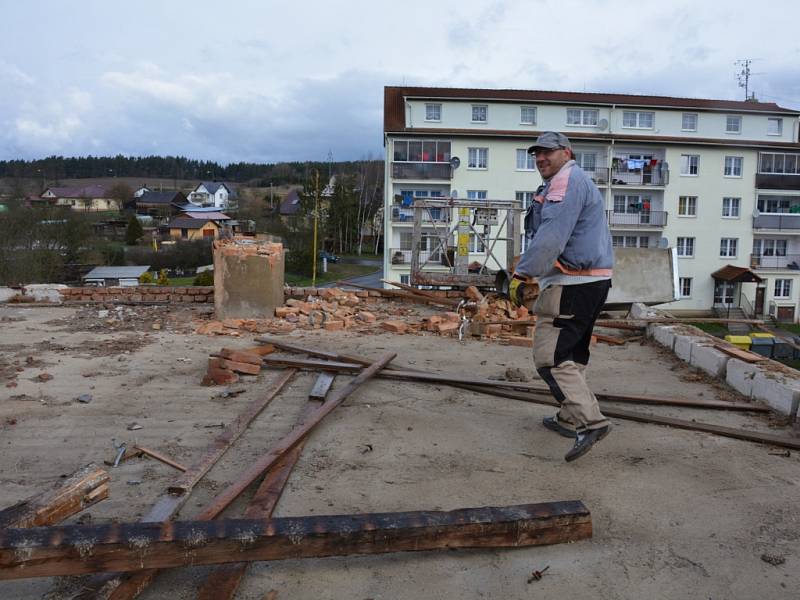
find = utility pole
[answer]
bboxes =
[311,169,320,287]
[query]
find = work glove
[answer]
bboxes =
[508,274,526,307]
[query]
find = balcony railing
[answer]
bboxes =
[606,210,668,227]
[582,167,610,186]
[755,173,800,190]
[753,213,800,230]
[391,162,453,180]
[390,207,452,223]
[611,163,669,186]
[388,248,445,265]
[750,253,800,270]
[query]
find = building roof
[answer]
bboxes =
[711,265,763,283]
[136,191,185,205]
[168,216,216,229]
[42,184,110,199]
[183,211,230,220]
[384,86,800,133]
[279,189,302,215]
[83,266,150,280]
[193,182,237,197]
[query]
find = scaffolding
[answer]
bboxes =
[408,197,523,288]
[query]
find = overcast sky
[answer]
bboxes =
[1,0,798,164]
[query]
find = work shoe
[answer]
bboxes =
[564,425,611,462]
[542,416,576,438]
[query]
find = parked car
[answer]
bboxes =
[319,250,339,263]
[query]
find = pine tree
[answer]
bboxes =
[125,215,143,245]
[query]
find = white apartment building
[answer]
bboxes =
[383,86,800,321]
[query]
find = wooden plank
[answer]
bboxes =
[338,280,460,307]
[70,370,297,599]
[189,352,395,517]
[132,446,187,473]
[196,389,328,600]
[0,501,592,580]
[592,333,627,346]
[0,464,109,529]
[309,372,336,401]
[712,343,766,364]
[259,353,769,413]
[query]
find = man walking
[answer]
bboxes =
[512,132,614,462]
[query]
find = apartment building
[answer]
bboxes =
[383,86,800,321]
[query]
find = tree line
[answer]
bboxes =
[0,155,382,186]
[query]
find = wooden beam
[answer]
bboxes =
[0,464,109,529]
[191,352,395,518]
[308,372,336,401]
[71,370,297,599]
[259,354,769,413]
[338,280,460,307]
[0,501,591,580]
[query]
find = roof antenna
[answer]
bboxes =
[735,59,761,102]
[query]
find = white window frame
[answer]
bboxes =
[467,147,488,169]
[425,103,441,122]
[678,196,697,217]
[726,115,742,134]
[400,274,410,285]
[679,277,692,298]
[724,156,743,178]
[775,279,792,298]
[468,233,486,253]
[622,111,655,129]
[574,151,598,172]
[677,237,695,257]
[520,106,537,125]
[471,104,488,123]
[680,154,699,176]
[681,113,698,131]
[722,197,741,218]
[515,149,535,171]
[754,238,787,257]
[767,118,783,136]
[720,238,738,258]
[566,108,599,127]
[759,153,800,175]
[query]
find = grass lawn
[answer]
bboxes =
[168,276,197,286]
[285,262,377,287]
[775,323,800,335]
[688,322,729,337]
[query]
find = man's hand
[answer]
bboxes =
[509,273,539,308]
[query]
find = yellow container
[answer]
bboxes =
[724,335,752,350]
[749,333,775,339]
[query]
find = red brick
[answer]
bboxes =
[464,286,484,301]
[381,320,407,333]
[275,307,297,318]
[204,366,239,385]
[435,321,460,334]
[504,336,533,347]
[356,311,376,323]
[210,356,261,375]
[324,320,344,331]
[245,344,275,356]
[442,311,461,322]
[220,348,262,365]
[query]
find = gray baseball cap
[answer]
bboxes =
[528,131,572,154]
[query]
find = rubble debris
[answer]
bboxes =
[134,445,187,472]
[527,565,550,583]
[76,393,93,404]
[760,553,786,566]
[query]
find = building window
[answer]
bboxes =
[467,190,487,200]
[726,115,742,133]
[471,105,488,123]
[425,103,441,122]
[679,277,692,298]
[399,231,413,250]
[680,154,699,176]
[722,197,741,218]
[768,118,783,136]
[612,235,650,248]
[515,149,535,171]
[393,140,451,162]
[678,196,697,217]
[754,239,787,256]
[724,156,743,177]
[622,111,654,129]
[574,151,597,172]
[677,237,695,257]
[720,238,738,257]
[468,233,486,253]
[775,279,792,298]
[400,275,410,285]
[759,153,800,174]
[520,106,537,125]
[468,147,488,169]
[682,113,698,131]
[566,108,599,126]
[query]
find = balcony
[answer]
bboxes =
[390,206,452,224]
[391,162,452,180]
[755,173,800,191]
[752,212,800,231]
[388,248,446,266]
[582,167,610,186]
[611,161,668,186]
[750,253,800,270]
[606,210,668,228]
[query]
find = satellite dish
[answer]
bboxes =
[450,156,461,169]
[598,118,609,131]
[658,237,669,249]
[450,190,458,199]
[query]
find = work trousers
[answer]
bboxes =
[532,279,612,432]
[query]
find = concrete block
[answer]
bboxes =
[23,284,67,303]
[674,335,705,362]
[689,343,729,378]
[725,358,759,398]
[751,372,800,416]
[0,287,18,303]
[649,325,678,350]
